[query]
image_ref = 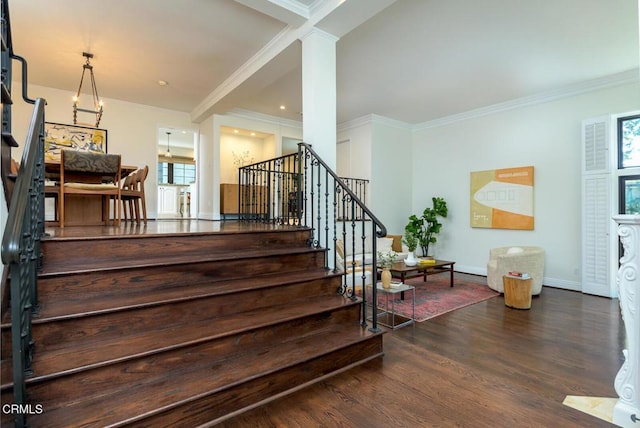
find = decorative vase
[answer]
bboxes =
[381,268,392,289]
[404,251,418,266]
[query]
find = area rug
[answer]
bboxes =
[370,275,499,322]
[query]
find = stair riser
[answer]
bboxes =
[2,277,345,368]
[36,252,326,304]
[134,337,384,428]
[41,230,313,273]
[14,307,366,427]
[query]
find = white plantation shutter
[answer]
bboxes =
[582,175,610,295]
[581,116,612,297]
[583,118,609,174]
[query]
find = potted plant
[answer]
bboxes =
[402,230,419,266]
[376,250,397,289]
[405,196,448,257]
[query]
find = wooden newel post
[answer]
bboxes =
[614,215,640,428]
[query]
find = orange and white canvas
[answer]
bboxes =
[470,166,534,230]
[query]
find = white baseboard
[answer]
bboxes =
[454,264,583,292]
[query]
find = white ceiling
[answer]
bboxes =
[9,0,640,128]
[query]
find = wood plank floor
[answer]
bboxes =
[219,273,623,428]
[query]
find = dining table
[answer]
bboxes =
[45,159,139,227]
[45,159,138,180]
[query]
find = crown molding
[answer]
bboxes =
[219,69,639,134]
[338,113,412,132]
[337,114,373,131]
[268,0,310,18]
[227,108,303,129]
[414,69,640,131]
[370,113,413,130]
[300,27,339,42]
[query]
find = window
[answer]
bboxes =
[158,162,169,184]
[620,175,640,215]
[158,161,195,185]
[173,163,196,185]
[618,114,640,169]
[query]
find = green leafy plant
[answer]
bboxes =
[405,197,448,257]
[376,250,397,268]
[402,229,418,252]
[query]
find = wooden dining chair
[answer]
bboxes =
[120,165,148,224]
[60,149,122,228]
[120,170,137,222]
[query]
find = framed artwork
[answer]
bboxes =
[44,122,108,161]
[470,166,534,230]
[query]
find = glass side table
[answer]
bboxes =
[368,282,415,330]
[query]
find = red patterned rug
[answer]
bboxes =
[371,275,499,322]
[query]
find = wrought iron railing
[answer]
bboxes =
[1,99,46,428]
[239,143,386,331]
[1,2,46,426]
[337,177,369,220]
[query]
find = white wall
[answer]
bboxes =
[412,82,640,289]
[11,83,196,219]
[371,117,413,234]
[337,119,372,180]
[219,133,269,184]
[207,113,302,220]
[337,115,413,235]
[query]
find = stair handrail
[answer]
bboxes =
[238,142,387,332]
[298,142,387,238]
[2,0,35,104]
[1,97,46,428]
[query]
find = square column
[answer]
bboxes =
[301,28,338,169]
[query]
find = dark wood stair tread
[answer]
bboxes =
[26,268,339,321]
[22,323,382,428]
[4,293,359,383]
[38,245,322,275]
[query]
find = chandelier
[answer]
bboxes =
[73,52,103,127]
[165,132,172,158]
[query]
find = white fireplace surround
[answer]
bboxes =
[613,215,640,428]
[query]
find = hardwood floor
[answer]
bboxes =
[220,274,623,428]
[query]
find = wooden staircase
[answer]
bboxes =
[0,225,384,427]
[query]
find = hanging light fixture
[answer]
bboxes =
[165,132,172,158]
[73,52,104,128]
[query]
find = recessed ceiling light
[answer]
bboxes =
[279,105,286,110]
[158,80,168,86]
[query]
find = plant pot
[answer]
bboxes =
[404,251,418,266]
[381,268,392,289]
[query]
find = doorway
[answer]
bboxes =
[157,127,197,219]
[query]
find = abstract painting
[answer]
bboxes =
[44,122,107,161]
[470,166,534,230]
